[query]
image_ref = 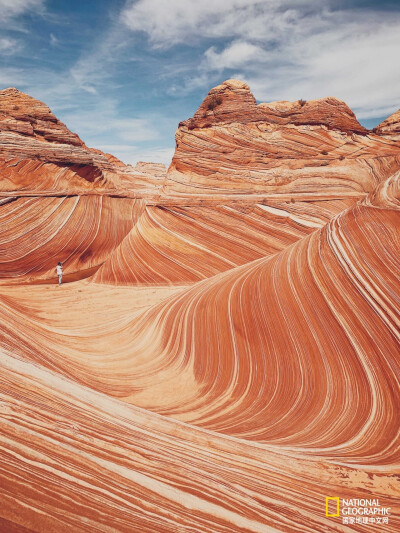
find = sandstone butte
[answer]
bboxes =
[0,80,399,533]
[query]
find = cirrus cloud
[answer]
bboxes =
[0,0,45,23]
[123,0,400,119]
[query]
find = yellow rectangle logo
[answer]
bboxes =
[326,497,340,517]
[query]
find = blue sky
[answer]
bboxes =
[0,0,399,166]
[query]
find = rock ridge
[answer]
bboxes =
[182,79,368,135]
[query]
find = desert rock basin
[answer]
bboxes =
[0,80,399,532]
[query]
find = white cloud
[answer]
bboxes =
[121,0,313,48]
[0,66,25,86]
[78,115,159,143]
[126,0,400,120]
[66,23,132,95]
[0,37,19,54]
[0,0,45,56]
[0,0,44,22]
[49,32,58,46]
[240,13,400,119]
[62,101,160,144]
[204,41,271,71]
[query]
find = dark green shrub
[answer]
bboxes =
[207,94,223,111]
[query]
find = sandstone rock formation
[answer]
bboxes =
[0,196,144,283]
[0,88,166,197]
[374,109,400,139]
[92,199,353,285]
[0,87,85,145]
[1,171,399,531]
[163,79,400,201]
[184,79,367,133]
[0,82,399,532]
[0,89,166,282]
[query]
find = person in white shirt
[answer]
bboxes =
[56,262,63,285]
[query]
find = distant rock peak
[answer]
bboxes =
[374,109,400,137]
[185,79,264,128]
[0,87,84,147]
[182,79,367,135]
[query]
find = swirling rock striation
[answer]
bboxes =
[0,172,399,532]
[0,196,144,283]
[0,83,400,532]
[374,109,400,139]
[3,348,399,533]
[163,80,400,200]
[0,88,166,197]
[0,90,167,282]
[92,199,354,285]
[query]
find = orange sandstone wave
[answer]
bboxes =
[0,83,400,532]
[163,80,400,201]
[0,174,398,459]
[0,196,144,282]
[92,199,355,285]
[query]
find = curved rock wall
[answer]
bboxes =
[163,80,400,200]
[92,199,354,285]
[0,196,144,282]
[0,83,399,532]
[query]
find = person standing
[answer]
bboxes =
[56,262,63,285]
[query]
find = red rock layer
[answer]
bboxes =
[0,173,399,532]
[374,109,400,139]
[0,196,144,282]
[186,79,367,134]
[0,175,398,448]
[0,87,84,146]
[0,90,169,281]
[2,349,399,533]
[1,85,400,532]
[0,88,115,190]
[163,80,400,200]
[0,88,166,197]
[0,156,166,198]
[92,199,354,285]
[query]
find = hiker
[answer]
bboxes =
[56,262,63,285]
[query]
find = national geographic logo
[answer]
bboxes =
[326,497,339,517]
[325,497,391,526]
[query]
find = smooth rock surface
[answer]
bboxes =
[163,80,400,200]
[375,109,400,139]
[0,88,166,197]
[0,82,399,532]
